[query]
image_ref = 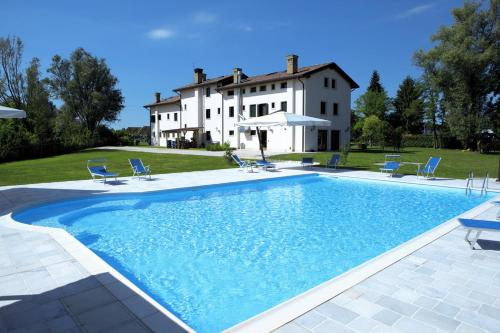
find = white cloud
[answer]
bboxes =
[192,10,217,24]
[147,28,175,40]
[395,3,436,19]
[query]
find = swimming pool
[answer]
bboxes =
[13,174,491,332]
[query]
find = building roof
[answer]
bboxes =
[173,75,234,92]
[143,95,180,108]
[222,62,359,90]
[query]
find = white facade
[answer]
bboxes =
[145,56,358,152]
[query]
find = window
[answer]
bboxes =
[250,87,257,93]
[242,88,246,94]
[150,115,155,123]
[158,114,161,120]
[184,104,187,110]
[250,130,256,136]
[271,83,275,90]
[167,114,170,120]
[174,113,178,121]
[250,104,256,117]
[242,105,245,110]
[206,131,211,141]
[229,106,234,117]
[206,87,211,97]
[331,79,336,89]
[228,90,234,96]
[205,109,211,119]
[333,103,339,115]
[324,77,329,87]
[281,101,287,111]
[280,82,287,89]
[229,130,234,136]
[271,102,275,108]
[217,108,221,115]
[320,101,326,115]
[259,85,267,92]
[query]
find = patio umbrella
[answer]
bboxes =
[235,111,331,161]
[0,105,26,119]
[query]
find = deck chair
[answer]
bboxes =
[129,159,151,179]
[458,218,500,249]
[231,154,254,172]
[380,161,400,177]
[255,160,276,171]
[301,157,315,168]
[419,157,441,179]
[326,154,340,169]
[87,160,119,183]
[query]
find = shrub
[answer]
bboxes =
[340,143,350,165]
[206,141,231,151]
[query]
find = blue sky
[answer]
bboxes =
[1,0,463,128]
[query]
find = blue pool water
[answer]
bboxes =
[14,175,490,332]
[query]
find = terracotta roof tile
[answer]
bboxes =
[143,95,180,108]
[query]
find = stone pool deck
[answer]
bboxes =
[0,165,499,332]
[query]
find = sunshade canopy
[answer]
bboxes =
[235,111,331,127]
[0,105,26,119]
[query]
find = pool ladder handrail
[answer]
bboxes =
[466,171,489,196]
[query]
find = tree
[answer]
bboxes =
[0,36,26,109]
[354,90,391,120]
[392,76,424,134]
[368,70,384,93]
[414,0,499,150]
[362,115,385,147]
[48,48,124,136]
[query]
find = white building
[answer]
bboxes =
[144,55,358,152]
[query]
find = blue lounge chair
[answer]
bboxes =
[255,160,276,171]
[301,157,315,168]
[419,157,441,179]
[87,160,119,183]
[458,218,500,249]
[380,161,400,177]
[231,154,253,172]
[129,158,151,179]
[326,154,340,169]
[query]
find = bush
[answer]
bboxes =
[206,141,231,151]
[401,134,434,148]
[340,143,350,165]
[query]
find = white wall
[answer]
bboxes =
[303,68,352,151]
[149,103,181,146]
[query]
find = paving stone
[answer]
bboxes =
[315,302,358,324]
[108,320,151,333]
[122,295,158,319]
[455,323,488,333]
[393,316,436,333]
[294,310,326,330]
[313,319,355,333]
[142,312,187,333]
[47,315,76,333]
[467,290,497,304]
[442,293,481,312]
[456,309,500,333]
[105,281,137,301]
[413,309,460,332]
[61,286,115,315]
[343,298,383,317]
[414,296,439,308]
[372,309,401,326]
[347,316,379,332]
[275,322,311,333]
[416,285,448,300]
[432,302,460,318]
[76,302,134,332]
[376,295,418,316]
[478,304,500,321]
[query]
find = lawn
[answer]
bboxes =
[272,147,498,180]
[0,149,234,186]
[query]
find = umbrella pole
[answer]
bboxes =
[256,126,266,161]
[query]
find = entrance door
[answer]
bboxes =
[260,130,267,149]
[317,130,327,151]
[257,104,269,117]
[331,130,340,151]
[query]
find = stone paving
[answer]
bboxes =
[0,166,499,332]
[275,206,500,333]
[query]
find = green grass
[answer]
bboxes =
[272,147,498,180]
[0,149,234,186]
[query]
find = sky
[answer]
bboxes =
[1,0,465,129]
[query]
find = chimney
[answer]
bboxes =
[155,92,161,103]
[194,68,203,84]
[202,73,207,81]
[287,54,298,74]
[233,68,242,84]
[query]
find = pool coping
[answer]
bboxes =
[1,169,499,332]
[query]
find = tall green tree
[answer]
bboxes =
[0,36,26,109]
[48,48,124,136]
[414,0,499,150]
[368,70,384,93]
[392,76,424,134]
